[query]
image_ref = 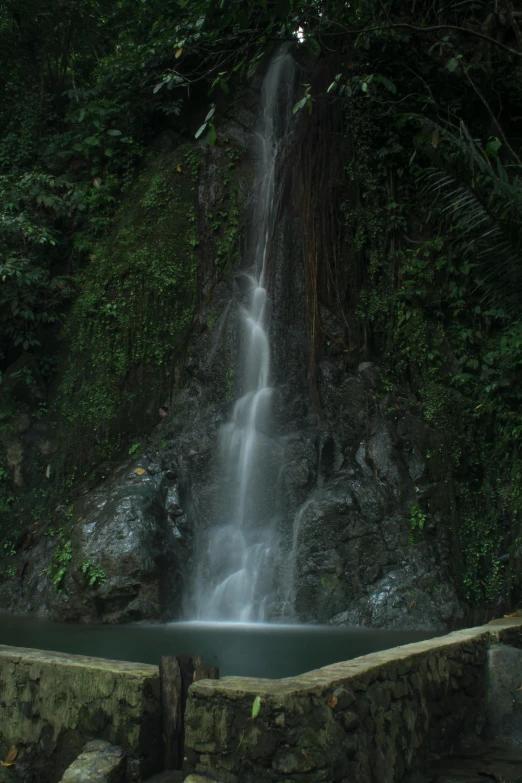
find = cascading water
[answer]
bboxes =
[194,49,297,622]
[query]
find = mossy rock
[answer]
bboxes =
[58,135,200,468]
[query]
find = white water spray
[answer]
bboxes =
[282,499,313,617]
[194,49,297,622]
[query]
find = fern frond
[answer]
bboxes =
[415,119,522,314]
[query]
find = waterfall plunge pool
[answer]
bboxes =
[0,616,438,678]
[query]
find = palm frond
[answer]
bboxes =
[416,119,522,314]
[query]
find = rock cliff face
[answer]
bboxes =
[289,361,463,629]
[0,358,465,631]
[0,80,464,630]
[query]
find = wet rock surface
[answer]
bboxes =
[0,294,465,629]
[288,359,463,629]
[0,456,190,623]
[0,81,464,630]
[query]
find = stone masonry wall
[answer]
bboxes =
[0,618,520,783]
[0,646,162,783]
[183,617,522,783]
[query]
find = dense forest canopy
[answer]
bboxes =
[1,0,521,360]
[0,0,522,611]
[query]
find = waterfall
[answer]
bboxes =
[194,49,297,622]
[282,499,313,617]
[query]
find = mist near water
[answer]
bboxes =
[193,49,298,622]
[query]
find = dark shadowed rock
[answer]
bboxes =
[287,358,463,629]
[0,456,192,624]
[485,644,522,744]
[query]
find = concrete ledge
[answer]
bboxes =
[0,645,162,783]
[183,616,522,783]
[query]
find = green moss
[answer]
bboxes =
[225,367,234,401]
[58,141,200,469]
[341,93,521,609]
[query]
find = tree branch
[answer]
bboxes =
[463,66,522,165]
[330,19,522,57]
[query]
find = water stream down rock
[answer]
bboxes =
[0,54,464,631]
[192,48,298,622]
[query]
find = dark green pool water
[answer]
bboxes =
[0,615,437,678]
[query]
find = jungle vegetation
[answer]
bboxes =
[0,0,521,611]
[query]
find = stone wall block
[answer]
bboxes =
[0,646,162,783]
[331,686,355,710]
[392,679,409,699]
[485,643,522,744]
[340,711,359,731]
[180,618,522,782]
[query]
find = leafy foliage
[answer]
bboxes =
[0,0,521,611]
[409,506,427,532]
[50,539,72,591]
[81,560,106,587]
[281,0,522,608]
[419,123,522,314]
[58,144,199,468]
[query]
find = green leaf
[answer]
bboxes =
[195,122,208,139]
[292,97,307,114]
[107,130,122,137]
[485,137,502,158]
[327,73,342,94]
[327,74,343,94]
[251,696,261,719]
[446,57,460,73]
[379,76,396,94]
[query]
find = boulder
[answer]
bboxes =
[183,777,220,783]
[59,740,125,783]
[1,455,192,624]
